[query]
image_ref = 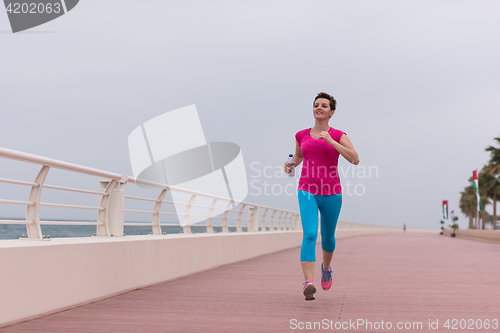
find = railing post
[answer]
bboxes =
[98,177,126,237]
[152,189,168,235]
[250,206,259,232]
[182,195,196,234]
[25,165,50,239]
[262,208,269,231]
[287,213,294,230]
[236,204,246,232]
[206,199,218,233]
[294,214,301,230]
[270,210,277,231]
[221,201,232,233]
[276,211,284,232]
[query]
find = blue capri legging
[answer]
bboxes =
[298,190,342,262]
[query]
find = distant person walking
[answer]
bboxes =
[404,223,406,232]
[285,92,359,301]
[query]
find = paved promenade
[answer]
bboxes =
[1,232,499,332]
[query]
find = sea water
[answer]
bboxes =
[0,220,238,239]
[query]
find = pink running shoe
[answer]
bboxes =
[321,263,333,290]
[303,280,316,301]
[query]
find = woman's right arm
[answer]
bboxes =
[284,140,303,174]
[293,139,303,166]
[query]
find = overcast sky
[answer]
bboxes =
[1,0,499,230]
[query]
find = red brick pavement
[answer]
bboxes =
[1,232,499,332]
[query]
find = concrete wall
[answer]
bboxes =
[442,228,500,243]
[0,229,399,326]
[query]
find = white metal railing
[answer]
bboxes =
[0,147,301,239]
[122,177,301,235]
[0,147,123,239]
[0,146,397,240]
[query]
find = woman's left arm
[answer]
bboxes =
[320,132,360,165]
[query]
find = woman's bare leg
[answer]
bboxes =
[322,249,334,270]
[301,261,315,281]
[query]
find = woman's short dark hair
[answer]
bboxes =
[314,92,337,111]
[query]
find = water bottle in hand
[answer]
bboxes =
[286,154,295,178]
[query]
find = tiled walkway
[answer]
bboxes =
[2,232,499,332]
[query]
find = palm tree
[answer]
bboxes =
[482,165,500,230]
[478,167,492,229]
[460,184,477,229]
[485,136,500,230]
[485,137,500,167]
[488,181,500,230]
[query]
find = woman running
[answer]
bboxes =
[284,92,359,301]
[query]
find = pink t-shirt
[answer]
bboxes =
[295,127,345,195]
